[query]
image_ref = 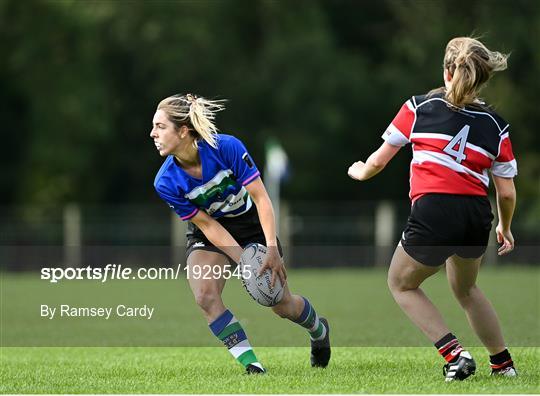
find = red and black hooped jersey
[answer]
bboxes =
[382,93,517,202]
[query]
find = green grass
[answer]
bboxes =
[1,266,539,393]
[1,347,538,393]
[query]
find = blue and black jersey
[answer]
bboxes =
[154,134,260,221]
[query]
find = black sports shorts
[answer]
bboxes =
[185,205,282,260]
[401,194,494,267]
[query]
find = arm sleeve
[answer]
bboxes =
[381,99,416,146]
[220,136,260,186]
[155,184,199,221]
[491,132,518,178]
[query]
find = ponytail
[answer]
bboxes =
[157,94,226,148]
[442,37,508,108]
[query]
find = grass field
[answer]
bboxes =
[1,266,539,393]
[1,347,538,393]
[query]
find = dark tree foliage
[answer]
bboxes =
[1,0,538,210]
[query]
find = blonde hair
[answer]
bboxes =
[157,94,226,148]
[441,37,508,108]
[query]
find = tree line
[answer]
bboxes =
[1,0,538,214]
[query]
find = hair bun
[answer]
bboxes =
[186,93,198,104]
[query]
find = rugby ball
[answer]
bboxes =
[239,243,284,307]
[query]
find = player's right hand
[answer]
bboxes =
[496,223,514,256]
[258,246,287,288]
[347,161,365,180]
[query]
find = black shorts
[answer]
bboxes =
[185,205,282,260]
[401,194,494,267]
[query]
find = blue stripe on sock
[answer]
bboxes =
[235,329,248,343]
[293,297,311,324]
[209,309,233,336]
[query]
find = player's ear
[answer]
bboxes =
[179,125,189,139]
[444,68,453,82]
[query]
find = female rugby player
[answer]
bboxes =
[348,37,517,381]
[151,94,330,374]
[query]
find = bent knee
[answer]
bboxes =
[387,272,418,293]
[451,283,477,303]
[193,288,220,311]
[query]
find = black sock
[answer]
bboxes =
[490,349,513,370]
[435,333,463,363]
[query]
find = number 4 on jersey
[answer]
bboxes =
[443,125,470,163]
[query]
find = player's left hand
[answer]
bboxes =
[258,246,287,288]
[348,161,365,180]
[496,223,514,256]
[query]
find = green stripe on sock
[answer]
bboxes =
[237,349,258,367]
[304,308,316,328]
[310,322,324,339]
[218,321,242,340]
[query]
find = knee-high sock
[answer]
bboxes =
[209,309,263,368]
[292,297,327,341]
